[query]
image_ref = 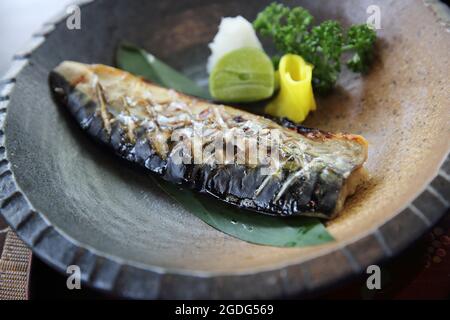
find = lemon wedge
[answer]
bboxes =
[209,48,275,103]
[265,54,316,123]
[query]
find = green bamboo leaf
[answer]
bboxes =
[153,177,334,247]
[116,43,211,100]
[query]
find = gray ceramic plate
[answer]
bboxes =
[0,0,449,299]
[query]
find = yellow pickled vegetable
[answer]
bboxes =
[265,54,316,123]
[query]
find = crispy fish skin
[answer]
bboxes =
[49,61,368,219]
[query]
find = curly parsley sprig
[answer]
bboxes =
[253,2,377,94]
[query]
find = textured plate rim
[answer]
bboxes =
[0,0,449,299]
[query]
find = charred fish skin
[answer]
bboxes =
[49,61,368,219]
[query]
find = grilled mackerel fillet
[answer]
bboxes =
[49,61,368,219]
